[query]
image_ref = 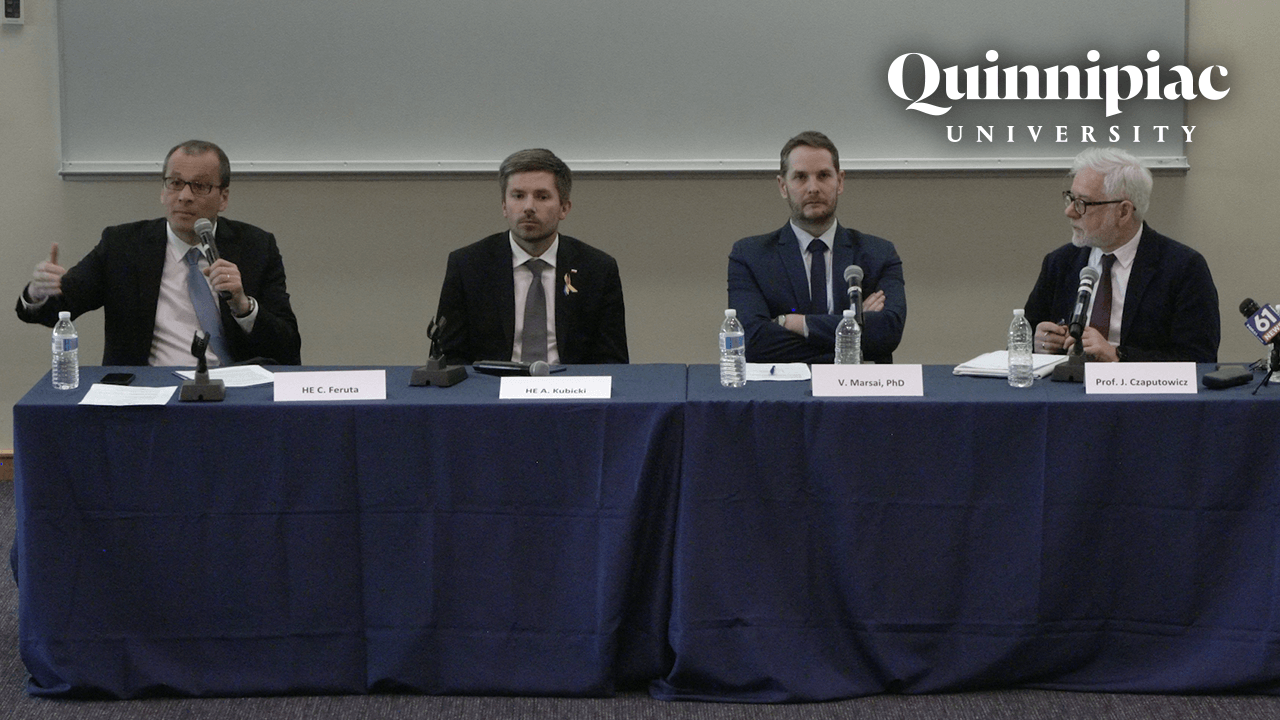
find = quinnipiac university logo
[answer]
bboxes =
[886,49,1229,146]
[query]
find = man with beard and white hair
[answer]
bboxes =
[1025,146,1219,362]
[434,148,628,366]
[727,131,906,364]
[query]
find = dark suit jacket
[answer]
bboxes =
[15,217,301,366]
[434,233,628,365]
[1024,224,1219,363]
[728,223,906,364]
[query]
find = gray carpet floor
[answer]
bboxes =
[2,481,1279,719]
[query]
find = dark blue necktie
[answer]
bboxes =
[808,239,828,315]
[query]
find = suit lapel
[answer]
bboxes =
[492,235,517,350]
[831,225,856,312]
[136,220,169,322]
[214,219,239,266]
[1121,224,1159,339]
[775,224,812,313]
[554,238,576,355]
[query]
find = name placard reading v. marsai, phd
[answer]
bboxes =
[499,376,613,400]
[1085,362,1197,394]
[274,370,387,402]
[811,365,924,397]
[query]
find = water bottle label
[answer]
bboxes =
[58,337,78,352]
[720,333,744,352]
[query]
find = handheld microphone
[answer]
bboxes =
[1068,265,1101,339]
[193,218,232,301]
[1240,298,1280,390]
[1240,298,1280,345]
[473,360,556,377]
[843,265,864,326]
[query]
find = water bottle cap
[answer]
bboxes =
[724,309,736,318]
[58,311,71,320]
[843,309,856,317]
[1013,309,1024,316]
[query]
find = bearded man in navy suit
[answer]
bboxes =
[435,148,628,366]
[728,131,906,364]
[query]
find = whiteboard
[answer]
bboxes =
[57,0,1189,175]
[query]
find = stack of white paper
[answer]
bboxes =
[953,350,1069,379]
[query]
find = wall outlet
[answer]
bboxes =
[2,0,23,25]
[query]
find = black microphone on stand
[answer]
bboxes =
[843,265,864,327]
[1052,266,1101,383]
[193,218,232,301]
[1067,265,1101,342]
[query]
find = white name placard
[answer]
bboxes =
[499,376,613,399]
[811,364,924,397]
[273,370,387,402]
[1084,362,1197,394]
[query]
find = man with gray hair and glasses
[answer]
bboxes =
[1025,146,1219,362]
[16,139,301,366]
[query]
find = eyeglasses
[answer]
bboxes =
[1063,191,1124,216]
[163,177,223,196]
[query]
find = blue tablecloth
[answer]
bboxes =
[654,365,1280,701]
[14,365,685,698]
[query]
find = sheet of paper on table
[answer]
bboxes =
[79,384,177,406]
[953,350,1069,379]
[745,362,812,381]
[173,365,275,387]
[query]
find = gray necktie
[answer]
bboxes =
[521,258,549,363]
[184,247,232,363]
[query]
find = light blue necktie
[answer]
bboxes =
[184,247,232,364]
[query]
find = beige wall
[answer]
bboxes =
[2,2,1276,448]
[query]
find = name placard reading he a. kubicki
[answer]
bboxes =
[500,376,612,400]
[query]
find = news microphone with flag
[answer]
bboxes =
[843,265,864,325]
[1068,265,1101,338]
[193,218,232,301]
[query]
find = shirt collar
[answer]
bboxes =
[166,220,217,262]
[510,233,559,269]
[1090,223,1142,270]
[790,221,839,253]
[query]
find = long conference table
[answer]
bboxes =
[13,364,1280,700]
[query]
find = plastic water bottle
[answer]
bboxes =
[52,311,79,390]
[1008,308,1034,388]
[719,309,746,387]
[834,309,862,364]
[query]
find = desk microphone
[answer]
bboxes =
[473,360,557,377]
[193,218,232,301]
[843,265,864,326]
[1068,265,1101,339]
